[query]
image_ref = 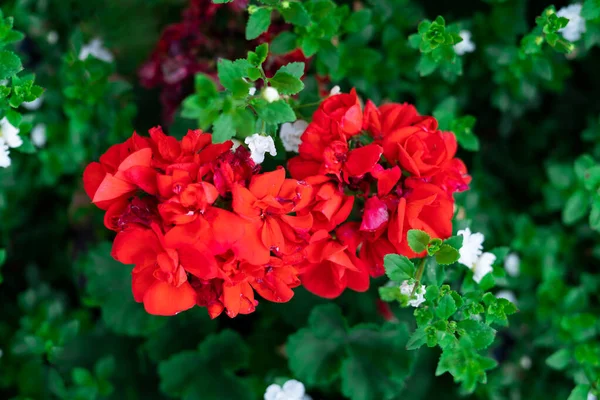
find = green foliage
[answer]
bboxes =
[287,304,416,400]
[159,330,252,400]
[182,43,302,143]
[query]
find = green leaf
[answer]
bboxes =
[582,0,600,20]
[212,113,235,143]
[567,385,591,400]
[0,249,6,266]
[341,324,416,400]
[574,342,600,366]
[458,320,496,350]
[271,32,298,55]
[287,304,347,387]
[94,356,116,380]
[407,229,430,254]
[383,254,415,281]
[194,73,218,99]
[253,99,296,124]
[562,189,590,225]
[217,59,251,98]
[269,71,304,95]
[280,2,311,26]
[546,348,571,370]
[435,244,460,265]
[212,0,234,3]
[406,327,428,350]
[443,235,463,250]
[246,8,272,40]
[277,62,305,79]
[436,294,457,320]
[0,50,23,80]
[159,330,251,400]
[300,36,321,57]
[436,339,498,393]
[379,286,402,302]
[345,9,372,33]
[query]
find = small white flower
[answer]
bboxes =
[47,31,59,45]
[588,393,597,400]
[22,96,43,110]
[504,253,520,277]
[0,118,22,149]
[454,30,476,55]
[329,85,341,96]
[230,138,242,151]
[264,379,311,400]
[496,290,517,305]
[263,86,280,103]
[31,124,47,147]
[472,252,496,283]
[249,87,257,96]
[557,4,586,42]
[79,38,114,63]
[457,228,484,267]
[400,280,426,307]
[279,120,308,153]
[519,356,532,370]
[0,139,11,168]
[245,134,277,164]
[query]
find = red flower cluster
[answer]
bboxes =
[84,128,309,318]
[288,89,470,297]
[83,89,469,317]
[139,0,307,123]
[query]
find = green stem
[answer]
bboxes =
[293,100,323,110]
[411,257,427,296]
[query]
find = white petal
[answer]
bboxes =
[0,139,11,168]
[31,124,47,147]
[329,85,341,96]
[264,384,283,400]
[457,228,484,267]
[22,96,43,110]
[504,253,520,277]
[282,380,305,398]
[496,290,517,305]
[0,118,22,148]
[557,4,586,42]
[472,252,496,283]
[263,87,280,103]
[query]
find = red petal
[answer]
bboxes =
[83,162,106,201]
[123,166,158,195]
[301,262,346,299]
[132,264,155,302]
[178,245,218,279]
[112,227,162,265]
[344,144,383,178]
[143,281,196,316]
[360,196,389,231]
[249,168,286,199]
[92,174,136,204]
[118,148,153,171]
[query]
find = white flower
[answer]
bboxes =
[47,31,59,45]
[496,290,517,305]
[245,134,277,164]
[588,393,597,400]
[557,4,586,42]
[263,87,280,103]
[264,379,311,400]
[400,280,426,307]
[31,124,47,147]
[0,139,11,168]
[457,228,484,267]
[0,118,22,149]
[249,87,257,96]
[329,85,341,96]
[79,38,114,63]
[472,252,496,283]
[519,356,532,370]
[279,120,308,153]
[454,30,476,55]
[22,96,43,110]
[504,253,520,277]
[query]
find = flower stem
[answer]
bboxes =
[411,257,427,296]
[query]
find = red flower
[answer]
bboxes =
[112,224,218,316]
[299,229,370,299]
[297,177,354,232]
[388,183,454,258]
